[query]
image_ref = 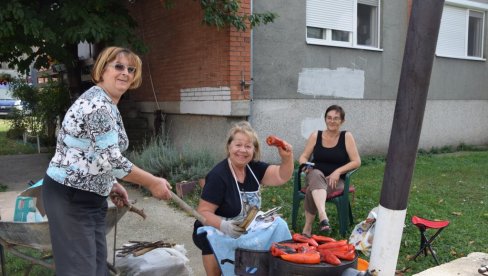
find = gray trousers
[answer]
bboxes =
[42,175,108,276]
[303,169,344,215]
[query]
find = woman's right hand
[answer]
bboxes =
[148,177,172,200]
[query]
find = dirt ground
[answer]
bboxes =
[0,153,205,276]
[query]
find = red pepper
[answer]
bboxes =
[270,243,297,257]
[331,249,356,261]
[317,239,347,249]
[311,234,336,244]
[320,244,348,252]
[297,245,317,253]
[280,251,321,264]
[320,249,342,265]
[292,233,309,243]
[277,242,309,250]
[266,135,287,150]
[292,233,319,247]
[328,244,355,252]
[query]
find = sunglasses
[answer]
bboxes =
[107,63,136,74]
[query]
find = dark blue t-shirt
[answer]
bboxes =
[200,159,269,218]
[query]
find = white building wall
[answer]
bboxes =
[251,99,488,163]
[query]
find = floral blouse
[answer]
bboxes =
[46,86,133,196]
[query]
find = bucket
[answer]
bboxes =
[13,196,36,222]
[234,248,270,276]
[269,253,358,276]
[357,258,369,271]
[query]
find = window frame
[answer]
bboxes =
[436,0,488,61]
[306,0,382,51]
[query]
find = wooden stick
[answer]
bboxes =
[110,193,146,219]
[133,247,156,257]
[170,191,206,224]
[116,240,175,257]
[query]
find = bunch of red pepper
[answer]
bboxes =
[270,233,356,266]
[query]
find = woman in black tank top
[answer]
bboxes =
[298,105,361,236]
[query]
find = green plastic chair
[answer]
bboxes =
[290,163,358,237]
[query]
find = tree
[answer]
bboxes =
[0,0,276,96]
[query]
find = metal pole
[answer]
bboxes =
[369,0,444,274]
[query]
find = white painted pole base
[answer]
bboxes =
[369,205,407,275]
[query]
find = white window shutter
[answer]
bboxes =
[437,5,467,57]
[306,0,354,32]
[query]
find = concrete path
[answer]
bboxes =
[413,252,488,276]
[0,153,205,276]
[0,153,51,190]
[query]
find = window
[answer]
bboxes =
[468,10,483,57]
[306,0,381,49]
[436,1,488,60]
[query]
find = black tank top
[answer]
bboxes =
[312,130,350,178]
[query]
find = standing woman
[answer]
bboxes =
[42,46,172,275]
[299,105,361,236]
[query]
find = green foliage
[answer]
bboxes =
[128,135,217,184]
[5,112,27,139]
[9,79,43,135]
[168,148,217,183]
[2,249,53,275]
[417,143,486,156]
[0,119,36,155]
[9,78,70,146]
[0,0,140,74]
[0,0,276,75]
[197,0,278,31]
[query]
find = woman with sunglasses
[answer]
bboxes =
[299,105,361,236]
[42,46,172,275]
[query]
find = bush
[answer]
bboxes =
[9,78,70,146]
[5,114,26,139]
[128,135,217,184]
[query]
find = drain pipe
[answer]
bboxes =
[248,0,255,125]
[136,1,164,136]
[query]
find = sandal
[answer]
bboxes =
[319,219,332,233]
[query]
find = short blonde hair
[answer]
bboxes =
[225,121,261,161]
[91,46,143,89]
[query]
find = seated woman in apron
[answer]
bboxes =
[192,121,294,276]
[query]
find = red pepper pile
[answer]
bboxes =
[270,233,356,265]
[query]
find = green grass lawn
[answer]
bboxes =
[178,150,488,275]
[258,151,488,274]
[0,119,37,155]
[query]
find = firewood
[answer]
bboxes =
[109,193,147,219]
[116,240,176,257]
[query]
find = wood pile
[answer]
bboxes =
[116,240,176,257]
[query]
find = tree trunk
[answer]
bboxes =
[64,44,82,102]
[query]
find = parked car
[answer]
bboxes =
[0,86,24,117]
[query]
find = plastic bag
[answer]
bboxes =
[348,206,378,256]
[115,245,190,276]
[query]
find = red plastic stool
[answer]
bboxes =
[411,216,450,265]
